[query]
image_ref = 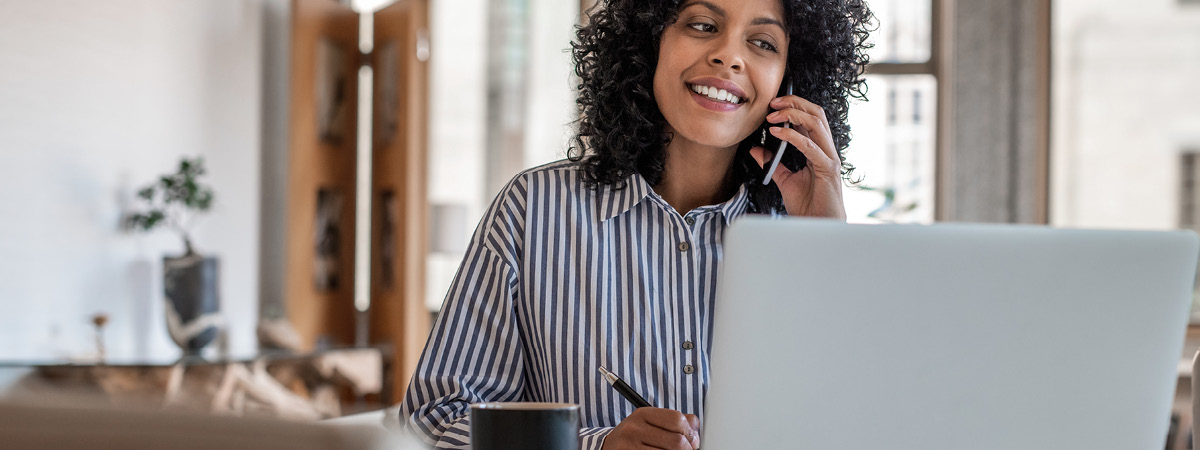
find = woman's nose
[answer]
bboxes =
[710,57,742,70]
[708,38,745,71]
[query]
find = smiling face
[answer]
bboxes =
[653,0,789,150]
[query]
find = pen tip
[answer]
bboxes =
[597,366,619,385]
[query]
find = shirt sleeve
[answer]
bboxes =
[399,169,610,448]
[399,239,526,449]
[399,172,533,448]
[580,427,614,450]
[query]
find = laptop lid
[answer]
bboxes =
[703,218,1198,450]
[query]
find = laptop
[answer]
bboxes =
[703,217,1199,449]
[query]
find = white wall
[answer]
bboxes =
[1051,0,1200,229]
[0,0,264,360]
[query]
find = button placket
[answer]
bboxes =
[681,339,695,376]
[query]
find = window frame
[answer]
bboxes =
[863,0,943,221]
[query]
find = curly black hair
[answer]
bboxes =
[568,0,874,214]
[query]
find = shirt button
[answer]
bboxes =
[678,242,690,252]
[685,217,695,226]
[683,365,695,375]
[682,341,694,350]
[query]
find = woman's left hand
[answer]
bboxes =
[749,95,847,220]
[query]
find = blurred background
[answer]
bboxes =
[0,0,1198,446]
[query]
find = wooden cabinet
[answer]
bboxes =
[284,0,360,351]
[369,0,432,399]
[282,0,430,398]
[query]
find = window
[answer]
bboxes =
[886,88,897,126]
[912,90,922,125]
[1051,1,1200,232]
[844,0,937,224]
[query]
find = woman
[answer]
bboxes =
[401,0,873,448]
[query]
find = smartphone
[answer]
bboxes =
[760,79,807,185]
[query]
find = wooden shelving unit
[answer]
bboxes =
[368,0,432,400]
[284,0,360,349]
[282,0,431,398]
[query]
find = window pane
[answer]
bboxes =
[1051,4,1200,231]
[845,74,937,224]
[865,0,932,64]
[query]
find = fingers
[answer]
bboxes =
[630,408,699,449]
[765,108,836,161]
[767,94,838,164]
[638,408,696,436]
[770,95,828,123]
[768,126,838,177]
[684,414,701,449]
[638,429,694,450]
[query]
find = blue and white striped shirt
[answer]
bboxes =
[401,159,752,449]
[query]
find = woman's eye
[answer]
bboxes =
[752,39,778,53]
[688,23,717,33]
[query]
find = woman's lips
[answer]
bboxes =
[689,89,744,112]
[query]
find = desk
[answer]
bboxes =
[1,347,392,420]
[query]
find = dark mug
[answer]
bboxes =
[470,402,580,450]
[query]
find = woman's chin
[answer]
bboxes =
[672,128,754,150]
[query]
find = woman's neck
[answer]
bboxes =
[653,132,740,217]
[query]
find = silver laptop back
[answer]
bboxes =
[704,218,1198,450]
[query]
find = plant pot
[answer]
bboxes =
[163,254,223,356]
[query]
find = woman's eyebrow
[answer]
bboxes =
[750,17,785,32]
[681,1,785,32]
[681,1,725,17]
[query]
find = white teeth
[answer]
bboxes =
[689,84,742,104]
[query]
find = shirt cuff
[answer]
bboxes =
[580,426,614,450]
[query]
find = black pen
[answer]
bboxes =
[598,366,652,408]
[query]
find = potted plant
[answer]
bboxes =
[126,157,222,356]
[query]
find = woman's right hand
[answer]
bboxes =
[602,407,701,450]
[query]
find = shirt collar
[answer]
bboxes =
[717,183,751,224]
[599,171,752,225]
[599,172,654,222]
